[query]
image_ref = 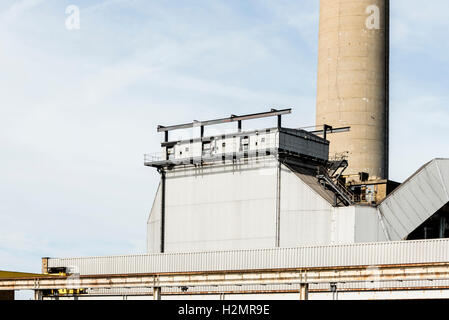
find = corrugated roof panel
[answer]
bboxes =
[379,159,449,240]
[385,196,415,233]
[379,203,407,240]
[420,163,447,206]
[436,159,449,202]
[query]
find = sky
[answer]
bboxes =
[1,0,449,298]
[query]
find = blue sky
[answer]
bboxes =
[1,0,449,291]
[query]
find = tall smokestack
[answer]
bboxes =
[316,0,389,181]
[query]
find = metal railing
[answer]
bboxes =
[144,148,279,166]
[317,166,355,205]
[144,153,163,164]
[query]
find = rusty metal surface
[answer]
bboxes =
[2,262,449,291]
[41,282,449,299]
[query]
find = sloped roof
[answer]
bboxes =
[378,159,449,240]
[285,164,337,206]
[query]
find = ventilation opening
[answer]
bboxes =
[407,203,449,240]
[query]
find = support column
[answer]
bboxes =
[330,283,338,300]
[41,257,49,274]
[299,284,309,300]
[153,287,162,300]
[275,158,282,247]
[34,290,43,301]
[160,170,166,253]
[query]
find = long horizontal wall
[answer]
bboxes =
[44,289,449,301]
[64,278,449,299]
[49,238,449,275]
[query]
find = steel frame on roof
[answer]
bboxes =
[157,108,292,133]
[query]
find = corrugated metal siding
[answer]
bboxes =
[379,159,449,240]
[331,207,356,244]
[49,239,449,275]
[438,159,449,197]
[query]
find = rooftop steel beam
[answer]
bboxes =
[157,109,292,133]
[310,126,351,137]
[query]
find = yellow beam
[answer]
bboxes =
[0,270,43,279]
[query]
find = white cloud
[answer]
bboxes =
[0,0,44,23]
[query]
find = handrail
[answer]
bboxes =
[317,166,354,205]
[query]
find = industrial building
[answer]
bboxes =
[144,108,449,254]
[1,0,449,300]
[2,108,448,300]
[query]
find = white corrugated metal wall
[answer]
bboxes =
[49,238,449,275]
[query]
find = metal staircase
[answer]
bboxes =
[317,165,354,206]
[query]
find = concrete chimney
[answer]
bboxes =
[316,0,389,181]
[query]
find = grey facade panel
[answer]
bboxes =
[354,206,388,243]
[280,164,333,247]
[278,129,329,161]
[148,158,279,253]
[147,183,162,253]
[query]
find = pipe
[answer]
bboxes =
[160,170,166,253]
